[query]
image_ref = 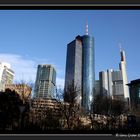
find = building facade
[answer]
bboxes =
[64,25,95,111]
[99,69,124,100]
[0,62,14,91]
[99,48,129,101]
[119,48,130,100]
[34,64,56,99]
[94,80,100,96]
[127,79,140,112]
[5,84,32,103]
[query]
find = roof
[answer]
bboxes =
[127,79,140,86]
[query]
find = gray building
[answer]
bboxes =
[99,47,129,101]
[34,64,56,99]
[99,69,124,100]
[112,70,124,99]
[95,80,100,96]
[64,24,95,111]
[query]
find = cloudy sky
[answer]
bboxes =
[0,10,140,89]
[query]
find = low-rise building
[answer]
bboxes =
[5,84,32,103]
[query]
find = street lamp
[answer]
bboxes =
[19,105,25,131]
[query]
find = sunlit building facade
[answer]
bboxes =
[99,47,129,101]
[34,64,56,99]
[99,69,124,99]
[0,62,14,91]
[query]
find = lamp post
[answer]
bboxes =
[19,105,25,131]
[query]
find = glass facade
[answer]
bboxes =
[64,38,82,104]
[64,35,95,111]
[82,35,95,111]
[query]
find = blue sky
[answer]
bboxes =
[0,10,140,88]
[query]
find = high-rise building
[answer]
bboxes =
[34,64,56,99]
[99,69,113,97]
[99,69,124,99]
[99,47,129,101]
[64,24,95,111]
[112,70,124,99]
[127,79,140,112]
[119,47,130,100]
[95,80,100,96]
[0,62,14,91]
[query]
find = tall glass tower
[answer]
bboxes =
[64,24,95,111]
[82,35,95,111]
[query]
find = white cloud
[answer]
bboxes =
[0,53,65,88]
[56,78,64,89]
[0,53,37,83]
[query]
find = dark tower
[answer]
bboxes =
[64,23,95,111]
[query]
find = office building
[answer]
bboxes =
[0,62,14,91]
[94,80,100,96]
[99,69,112,97]
[99,47,129,101]
[99,69,124,99]
[5,84,32,103]
[127,79,140,112]
[34,64,56,99]
[119,47,130,100]
[64,24,95,111]
[112,70,124,99]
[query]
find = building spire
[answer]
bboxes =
[119,43,122,52]
[85,21,88,35]
[119,43,125,62]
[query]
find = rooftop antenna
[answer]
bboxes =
[119,42,122,52]
[85,20,88,35]
[119,42,126,62]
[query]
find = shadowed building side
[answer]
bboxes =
[127,79,140,113]
[64,36,82,105]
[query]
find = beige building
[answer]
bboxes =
[29,98,61,126]
[29,98,91,129]
[0,62,14,91]
[5,84,32,103]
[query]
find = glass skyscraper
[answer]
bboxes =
[64,28,95,111]
[34,64,56,99]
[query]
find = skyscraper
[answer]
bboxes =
[119,47,130,100]
[99,69,124,99]
[34,64,56,99]
[0,62,14,91]
[99,46,130,101]
[64,24,95,111]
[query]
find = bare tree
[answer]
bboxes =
[56,81,83,130]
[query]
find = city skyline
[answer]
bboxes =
[0,10,140,88]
